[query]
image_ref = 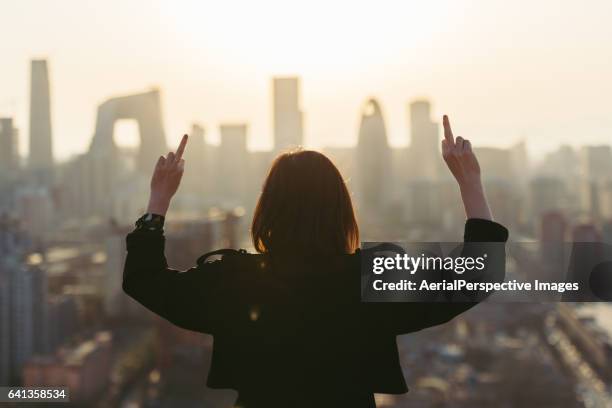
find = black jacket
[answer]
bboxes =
[123,218,508,406]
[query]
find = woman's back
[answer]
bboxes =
[124,115,508,407]
[124,216,508,407]
[175,251,383,390]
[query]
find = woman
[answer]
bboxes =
[123,115,508,407]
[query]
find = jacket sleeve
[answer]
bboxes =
[122,227,224,334]
[387,218,508,334]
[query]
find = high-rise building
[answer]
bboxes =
[0,215,24,258]
[408,100,440,180]
[581,145,612,182]
[103,224,136,318]
[14,187,54,237]
[30,267,50,354]
[245,150,274,216]
[273,77,303,152]
[482,180,521,228]
[405,180,442,226]
[0,269,9,384]
[84,89,168,217]
[47,294,78,350]
[89,89,167,174]
[181,124,208,200]
[529,177,566,220]
[600,180,612,222]
[540,145,579,180]
[0,216,23,384]
[510,140,530,185]
[218,124,248,206]
[0,118,19,180]
[540,211,568,282]
[576,146,612,220]
[61,153,100,218]
[6,259,34,383]
[474,147,515,181]
[580,179,601,220]
[0,216,55,383]
[356,99,390,215]
[29,60,54,179]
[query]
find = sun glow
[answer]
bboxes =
[160,0,454,75]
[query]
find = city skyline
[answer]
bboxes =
[2,3,612,405]
[2,0,612,161]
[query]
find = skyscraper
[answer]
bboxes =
[579,145,612,220]
[530,177,566,220]
[47,295,78,350]
[356,99,391,214]
[218,124,248,206]
[540,211,567,282]
[89,89,167,175]
[0,268,9,385]
[85,89,168,217]
[7,259,34,383]
[29,60,54,178]
[581,145,612,182]
[408,100,440,180]
[181,124,208,198]
[0,118,19,181]
[273,77,303,152]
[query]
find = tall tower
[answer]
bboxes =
[0,266,9,385]
[408,100,439,180]
[29,60,54,178]
[8,261,34,383]
[273,77,303,152]
[218,124,248,206]
[181,123,208,197]
[0,118,19,180]
[357,99,391,214]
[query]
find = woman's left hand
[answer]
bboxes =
[441,115,492,220]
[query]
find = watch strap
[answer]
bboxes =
[135,213,165,231]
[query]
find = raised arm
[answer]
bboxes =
[441,115,493,221]
[122,134,222,333]
[372,116,508,335]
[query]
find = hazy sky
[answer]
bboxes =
[1,0,612,161]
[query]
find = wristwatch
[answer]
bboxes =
[135,213,165,231]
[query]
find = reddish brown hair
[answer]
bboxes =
[251,150,359,255]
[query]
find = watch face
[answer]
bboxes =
[136,213,164,230]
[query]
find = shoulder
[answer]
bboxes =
[196,248,266,273]
[196,248,249,266]
[356,243,406,259]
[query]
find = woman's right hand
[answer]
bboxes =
[441,115,493,221]
[147,134,188,216]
